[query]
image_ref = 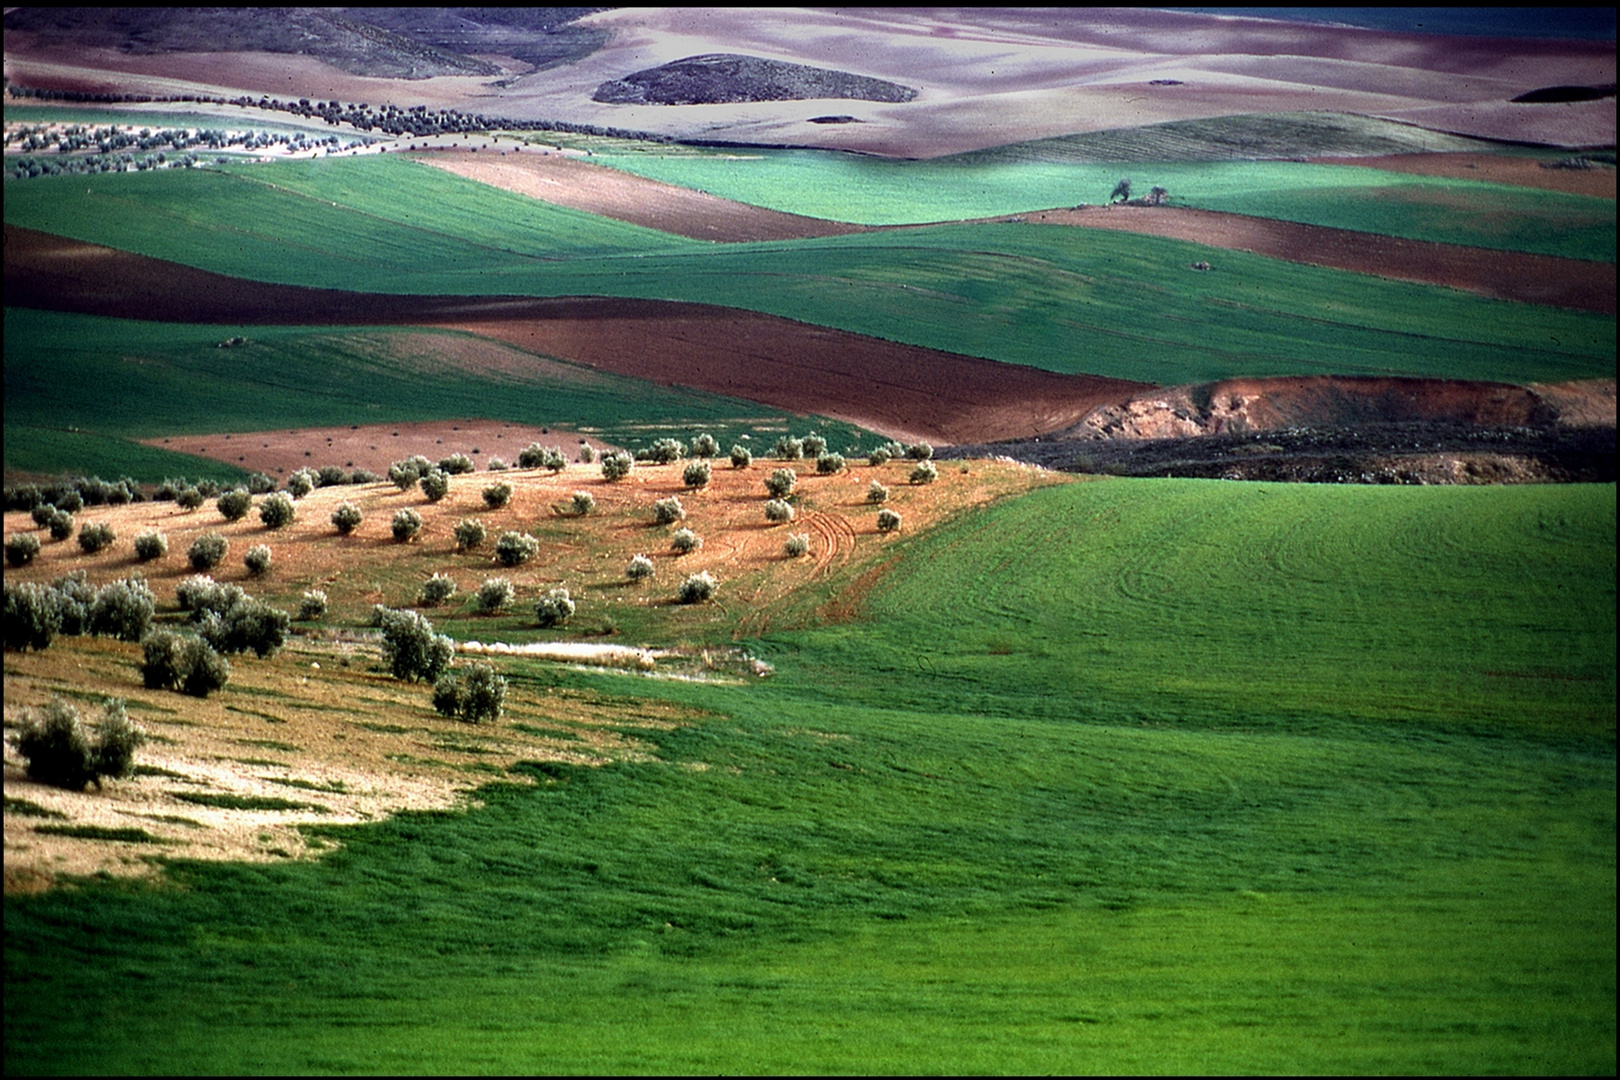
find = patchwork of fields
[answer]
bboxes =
[4,71,1616,1076]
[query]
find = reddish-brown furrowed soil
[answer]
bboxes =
[1310,152,1618,199]
[4,226,1146,445]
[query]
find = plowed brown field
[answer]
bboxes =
[4,225,1147,445]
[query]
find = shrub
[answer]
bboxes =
[906,441,935,461]
[177,575,237,615]
[392,508,423,542]
[534,587,575,628]
[816,451,845,475]
[298,590,328,621]
[52,488,85,513]
[486,456,509,472]
[475,577,514,614]
[10,697,147,790]
[683,460,712,489]
[216,488,252,521]
[571,491,596,516]
[653,495,686,525]
[134,531,168,561]
[690,433,719,458]
[730,444,753,468]
[482,481,512,509]
[49,571,95,636]
[910,460,938,485]
[244,544,272,575]
[577,443,596,464]
[89,577,155,642]
[867,480,891,504]
[419,573,457,607]
[196,595,290,659]
[350,468,381,485]
[670,528,702,554]
[764,499,795,524]
[432,662,508,724]
[317,465,350,487]
[877,508,902,532]
[285,469,316,499]
[646,437,685,464]
[246,472,277,494]
[32,504,58,527]
[439,453,475,475]
[764,468,797,498]
[542,447,568,472]
[377,608,454,683]
[194,479,222,499]
[454,517,487,550]
[4,581,62,651]
[868,447,892,467]
[419,469,450,502]
[600,450,634,481]
[495,531,539,566]
[141,629,230,697]
[802,434,827,457]
[517,442,546,468]
[388,459,421,490]
[7,532,42,566]
[626,554,655,581]
[176,486,204,510]
[6,483,43,511]
[188,532,229,570]
[677,571,717,604]
[784,532,810,558]
[259,492,296,529]
[332,501,363,535]
[47,509,76,541]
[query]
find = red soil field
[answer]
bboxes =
[1311,152,1617,200]
[5,226,1146,445]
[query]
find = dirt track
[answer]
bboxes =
[418,150,1615,315]
[4,225,1146,445]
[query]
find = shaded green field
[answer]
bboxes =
[4,159,1611,388]
[586,145,1616,262]
[5,480,1613,1073]
[2,310,872,481]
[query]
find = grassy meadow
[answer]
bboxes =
[4,477,1614,1073]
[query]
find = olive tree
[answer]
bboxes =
[259,492,296,529]
[376,608,453,683]
[475,577,515,614]
[392,508,423,542]
[134,531,169,561]
[600,451,634,481]
[677,571,717,604]
[670,528,701,554]
[764,468,797,499]
[419,573,457,607]
[77,522,117,554]
[332,502,364,535]
[534,587,575,628]
[216,488,252,522]
[454,517,487,550]
[764,499,795,524]
[626,554,655,581]
[188,532,229,570]
[9,697,147,790]
[495,530,538,566]
[653,495,685,525]
[432,662,507,724]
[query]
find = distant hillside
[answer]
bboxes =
[593,54,918,106]
[944,112,1494,165]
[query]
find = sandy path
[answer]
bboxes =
[5,225,1146,445]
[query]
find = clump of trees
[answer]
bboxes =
[433,662,507,724]
[77,522,117,554]
[377,607,454,683]
[495,531,539,566]
[177,577,290,658]
[644,437,685,464]
[519,444,567,471]
[6,533,41,566]
[2,573,150,652]
[773,435,804,460]
[9,697,146,790]
[439,453,475,475]
[141,630,231,697]
[534,587,575,628]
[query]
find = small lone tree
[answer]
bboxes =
[216,488,252,522]
[332,502,363,535]
[475,577,515,614]
[773,435,804,460]
[683,459,712,489]
[377,608,453,683]
[188,531,229,570]
[868,447,892,467]
[867,480,890,504]
[730,444,753,468]
[495,530,539,566]
[646,437,685,464]
[670,528,701,554]
[1146,185,1168,206]
[877,508,902,532]
[88,577,155,642]
[47,509,76,541]
[626,553,655,581]
[318,465,350,487]
[690,433,719,458]
[244,545,272,575]
[486,456,509,472]
[6,533,41,567]
[134,531,168,561]
[454,517,487,550]
[247,472,277,494]
[677,571,717,604]
[439,453,475,475]
[482,481,512,509]
[815,451,845,475]
[784,532,810,558]
[910,460,938,485]
[298,590,328,620]
[10,697,147,791]
[4,581,63,652]
[432,662,507,724]
[392,508,423,543]
[77,522,116,554]
[388,460,421,490]
[534,587,575,628]
[1110,177,1131,204]
[570,491,596,516]
[419,468,450,502]
[259,492,296,529]
[286,469,316,499]
[577,443,597,464]
[419,573,457,607]
[905,441,934,461]
[764,499,795,524]
[653,495,685,525]
[600,451,634,482]
[765,468,797,499]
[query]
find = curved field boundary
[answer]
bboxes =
[418,150,1613,314]
[4,225,1148,445]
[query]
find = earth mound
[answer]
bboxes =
[592,54,918,106]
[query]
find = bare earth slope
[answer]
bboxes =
[3,226,1145,445]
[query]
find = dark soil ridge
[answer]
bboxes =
[943,422,1617,485]
[592,54,918,106]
